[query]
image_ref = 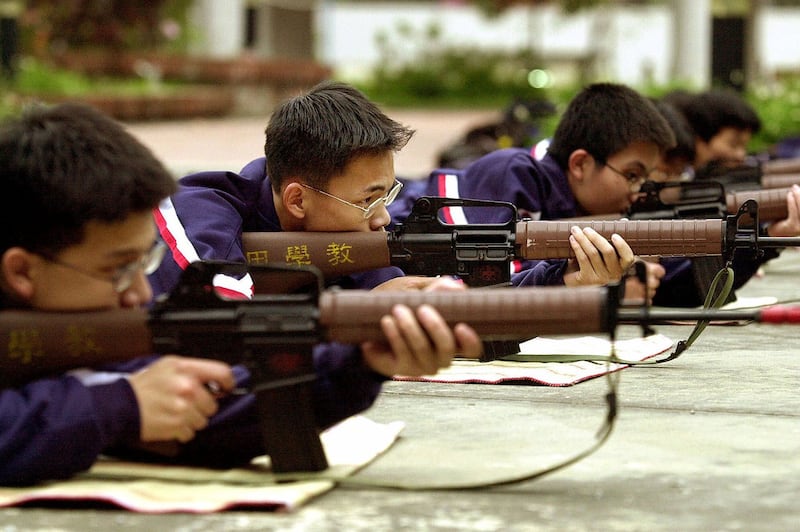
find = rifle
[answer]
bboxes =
[5,261,800,473]
[762,157,800,175]
[241,197,800,287]
[694,159,800,192]
[623,181,794,222]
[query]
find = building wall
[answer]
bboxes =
[316,2,800,87]
[191,1,800,88]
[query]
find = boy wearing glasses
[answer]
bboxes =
[151,80,445,299]
[390,83,675,299]
[0,102,236,484]
[0,102,481,486]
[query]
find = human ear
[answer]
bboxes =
[0,248,37,302]
[567,149,593,184]
[282,182,308,220]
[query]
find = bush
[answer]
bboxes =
[355,21,550,108]
[747,77,800,155]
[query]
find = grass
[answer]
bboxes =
[0,57,188,117]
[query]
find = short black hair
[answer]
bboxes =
[264,81,414,190]
[547,83,676,169]
[677,88,762,142]
[0,102,177,255]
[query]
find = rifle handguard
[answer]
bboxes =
[763,158,800,175]
[726,187,791,222]
[320,285,611,344]
[515,219,724,259]
[761,173,800,189]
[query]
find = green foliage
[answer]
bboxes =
[356,21,550,108]
[6,58,178,98]
[746,78,800,154]
[12,57,93,95]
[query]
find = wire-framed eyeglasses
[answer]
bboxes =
[300,180,404,219]
[603,162,654,191]
[37,241,167,293]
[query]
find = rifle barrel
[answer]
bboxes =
[618,304,800,325]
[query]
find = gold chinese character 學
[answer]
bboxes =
[325,242,354,266]
[285,245,311,266]
[7,329,45,365]
[246,250,269,265]
[65,325,103,357]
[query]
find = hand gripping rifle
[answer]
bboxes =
[4,261,800,474]
[242,196,800,287]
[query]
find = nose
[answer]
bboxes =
[369,204,391,231]
[119,269,153,308]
